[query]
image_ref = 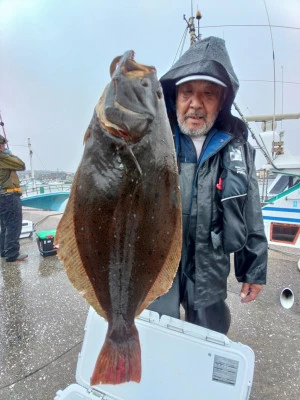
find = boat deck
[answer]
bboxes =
[0,208,299,400]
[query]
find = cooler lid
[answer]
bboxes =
[36,229,56,239]
[75,308,254,400]
[55,383,118,400]
[55,383,96,400]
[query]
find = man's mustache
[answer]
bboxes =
[184,112,206,120]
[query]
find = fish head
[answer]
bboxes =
[96,50,164,143]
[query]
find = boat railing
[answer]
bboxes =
[21,184,72,198]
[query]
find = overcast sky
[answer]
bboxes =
[1,0,299,173]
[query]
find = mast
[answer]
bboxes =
[28,137,36,188]
[184,7,202,46]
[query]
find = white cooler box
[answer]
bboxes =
[20,220,34,239]
[55,308,254,400]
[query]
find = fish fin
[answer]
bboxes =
[90,325,141,385]
[137,209,182,314]
[83,127,91,143]
[55,171,107,319]
[109,55,122,77]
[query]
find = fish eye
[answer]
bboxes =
[157,90,162,99]
[141,79,149,87]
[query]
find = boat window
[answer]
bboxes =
[270,222,300,245]
[269,175,289,194]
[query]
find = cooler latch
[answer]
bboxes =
[88,388,116,399]
[205,332,228,346]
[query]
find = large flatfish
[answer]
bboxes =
[55,50,182,386]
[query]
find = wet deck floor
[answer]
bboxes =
[0,208,299,399]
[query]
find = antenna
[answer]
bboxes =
[263,0,277,158]
[196,9,202,40]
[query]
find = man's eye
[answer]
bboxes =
[181,89,192,95]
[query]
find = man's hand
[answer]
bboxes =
[240,283,262,303]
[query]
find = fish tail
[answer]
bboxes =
[90,325,141,385]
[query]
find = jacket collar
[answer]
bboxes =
[174,124,233,165]
[199,129,232,166]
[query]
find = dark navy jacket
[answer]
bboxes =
[175,125,267,308]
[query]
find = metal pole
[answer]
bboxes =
[188,16,196,46]
[28,138,35,188]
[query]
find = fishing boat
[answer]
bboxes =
[244,114,300,253]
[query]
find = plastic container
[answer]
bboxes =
[55,308,255,400]
[20,220,34,239]
[36,229,57,256]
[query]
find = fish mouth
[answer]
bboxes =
[96,51,157,143]
[105,101,153,141]
[97,96,154,142]
[110,50,155,79]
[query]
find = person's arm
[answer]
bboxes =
[234,144,267,302]
[0,152,25,171]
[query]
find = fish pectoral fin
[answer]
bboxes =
[83,126,91,143]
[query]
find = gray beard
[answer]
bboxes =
[177,112,217,137]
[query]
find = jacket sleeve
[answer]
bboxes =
[234,145,268,284]
[0,153,25,171]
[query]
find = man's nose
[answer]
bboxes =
[190,94,203,109]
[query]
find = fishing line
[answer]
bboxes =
[32,149,48,170]
[201,24,300,31]
[240,79,300,85]
[234,1,282,170]
[34,212,63,228]
[268,245,300,259]
[233,102,278,169]
[172,26,188,65]
[0,339,83,390]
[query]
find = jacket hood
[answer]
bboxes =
[160,36,247,137]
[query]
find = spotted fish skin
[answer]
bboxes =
[55,51,182,385]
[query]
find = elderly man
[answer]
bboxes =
[148,36,268,334]
[0,134,28,262]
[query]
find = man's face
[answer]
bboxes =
[0,144,5,152]
[176,80,224,136]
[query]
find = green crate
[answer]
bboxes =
[36,230,57,256]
